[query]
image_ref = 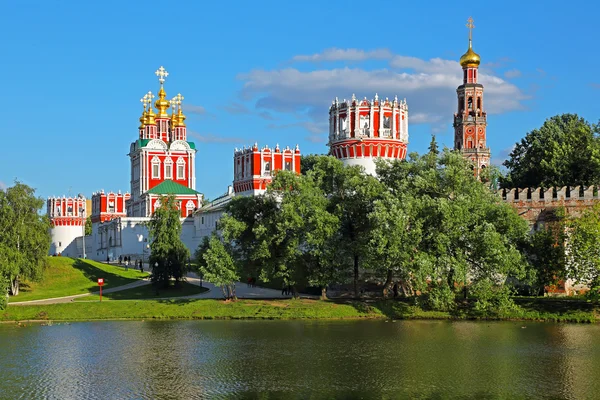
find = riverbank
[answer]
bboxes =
[2,298,598,323]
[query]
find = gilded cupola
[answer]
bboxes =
[459,17,481,68]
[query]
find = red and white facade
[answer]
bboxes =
[91,190,130,223]
[126,69,202,218]
[328,94,408,175]
[233,143,301,196]
[47,195,87,255]
[453,23,490,176]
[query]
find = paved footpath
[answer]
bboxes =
[9,270,299,306]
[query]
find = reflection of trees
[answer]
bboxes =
[5,320,600,398]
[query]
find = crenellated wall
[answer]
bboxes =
[499,185,600,227]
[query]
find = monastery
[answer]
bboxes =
[47,18,600,269]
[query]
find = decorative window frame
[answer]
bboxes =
[185,200,195,216]
[164,157,173,179]
[151,156,161,179]
[176,157,186,180]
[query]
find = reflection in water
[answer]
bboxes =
[1,320,600,399]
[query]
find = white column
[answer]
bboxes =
[379,103,383,137]
[354,106,359,138]
[392,107,397,139]
[369,103,374,137]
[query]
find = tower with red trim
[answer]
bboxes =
[453,17,490,176]
[233,143,301,196]
[127,66,203,218]
[328,94,408,175]
[47,195,87,256]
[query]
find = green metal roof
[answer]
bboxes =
[146,180,200,195]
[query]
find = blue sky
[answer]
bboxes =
[1,0,598,200]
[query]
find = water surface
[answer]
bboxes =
[1,320,599,399]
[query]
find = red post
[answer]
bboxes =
[98,278,104,302]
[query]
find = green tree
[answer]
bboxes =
[0,181,50,298]
[524,222,566,295]
[309,156,385,297]
[195,234,239,299]
[565,203,600,297]
[367,192,421,298]
[85,216,92,236]
[502,114,600,188]
[377,150,529,309]
[147,195,190,289]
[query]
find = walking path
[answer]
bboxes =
[9,269,300,305]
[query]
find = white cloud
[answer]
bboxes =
[188,131,245,144]
[292,48,392,63]
[183,104,207,115]
[221,102,251,115]
[238,52,529,139]
[0,181,6,191]
[504,69,522,79]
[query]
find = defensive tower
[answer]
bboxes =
[328,94,408,175]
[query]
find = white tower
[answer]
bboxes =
[47,195,87,257]
[328,94,409,175]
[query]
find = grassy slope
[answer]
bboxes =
[3,298,598,323]
[73,282,209,301]
[11,258,149,302]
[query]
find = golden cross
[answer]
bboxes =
[466,17,475,41]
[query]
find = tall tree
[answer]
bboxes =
[309,156,385,297]
[502,114,600,188]
[147,195,190,289]
[524,222,566,295]
[195,235,239,299]
[0,181,50,297]
[367,192,422,298]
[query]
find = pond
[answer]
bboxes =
[1,320,599,399]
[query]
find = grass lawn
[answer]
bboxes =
[10,257,149,302]
[73,282,209,301]
[2,297,598,323]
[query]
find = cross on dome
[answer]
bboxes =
[466,17,475,41]
[155,66,169,85]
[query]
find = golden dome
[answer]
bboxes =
[138,110,146,130]
[460,43,480,68]
[146,104,156,125]
[154,87,171,118]
[176,107,186,127]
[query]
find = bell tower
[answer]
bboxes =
[453,17,490,176]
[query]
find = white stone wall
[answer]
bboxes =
[49,225,85,256]
[341,157,378,176]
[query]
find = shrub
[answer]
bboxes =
[471,279,519,316]
[420,283,456,312]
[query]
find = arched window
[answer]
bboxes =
[164,157,173,179]
[186,201,195,217]
[151,156,161,179]
[264,161,271,174]
[468,97,473,110]
[285,160,292,171]
[176,157,186,180]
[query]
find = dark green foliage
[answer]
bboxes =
[148,195,190,289]
[502,114,600,188]
[523,223,566,294]
[85,216,92,236]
